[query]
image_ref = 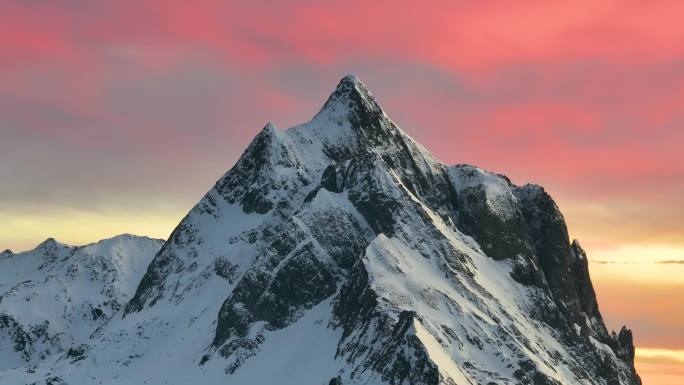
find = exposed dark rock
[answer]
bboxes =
[66,345,87,363]
[515,185,582,316]
[321,163,346,193]
[213,234,338,359]
[90,308,104,320]
[214,257,239,282]
[455,182,533,261]
[570,240,605,330]
[366,311,440,385]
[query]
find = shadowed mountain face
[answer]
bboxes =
[1,76,640,385]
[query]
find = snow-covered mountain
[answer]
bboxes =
[0,235,163,371]
[0,75,640,385]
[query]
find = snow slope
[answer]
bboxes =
[0,75,640,385]
[0,235,163,371]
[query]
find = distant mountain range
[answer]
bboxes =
[0,75,640,385]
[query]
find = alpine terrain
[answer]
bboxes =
[0,235,163,372]
[0,75,640,385]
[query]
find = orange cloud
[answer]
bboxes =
[635,359,684,385]
[594,282,684,349]
[3,1,684,71]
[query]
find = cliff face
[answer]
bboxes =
[0,75,639,385]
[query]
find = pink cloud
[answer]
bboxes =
[3,1,684,72]
[0,2,681,240]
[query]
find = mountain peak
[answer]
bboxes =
[84,233,165,247]
[9,76,640,385]
[308,74,412,152]
[261,121,278,135]
[36,237,60,250]
[317,74,379,117]
[339,73,364,87]
[331,74,371,99]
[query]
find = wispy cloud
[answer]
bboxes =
[590,259,684,265]
[590,260,637,265]
[637,348,684,365]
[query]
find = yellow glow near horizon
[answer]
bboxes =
[637,348,684,364]
[4,202,684,287]
[0,206,186,252]
[636,349,684,385]
[587,243,684,285]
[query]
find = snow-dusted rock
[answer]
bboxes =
[0,75,639,385]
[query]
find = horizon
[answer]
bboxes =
[2,2,683,384]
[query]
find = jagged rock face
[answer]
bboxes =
[0,235,163,370]
[449,165,534,262]
[1,75,640,385]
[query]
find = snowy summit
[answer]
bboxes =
[0,76,640,385]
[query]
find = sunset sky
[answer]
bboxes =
[1,1,683,383]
